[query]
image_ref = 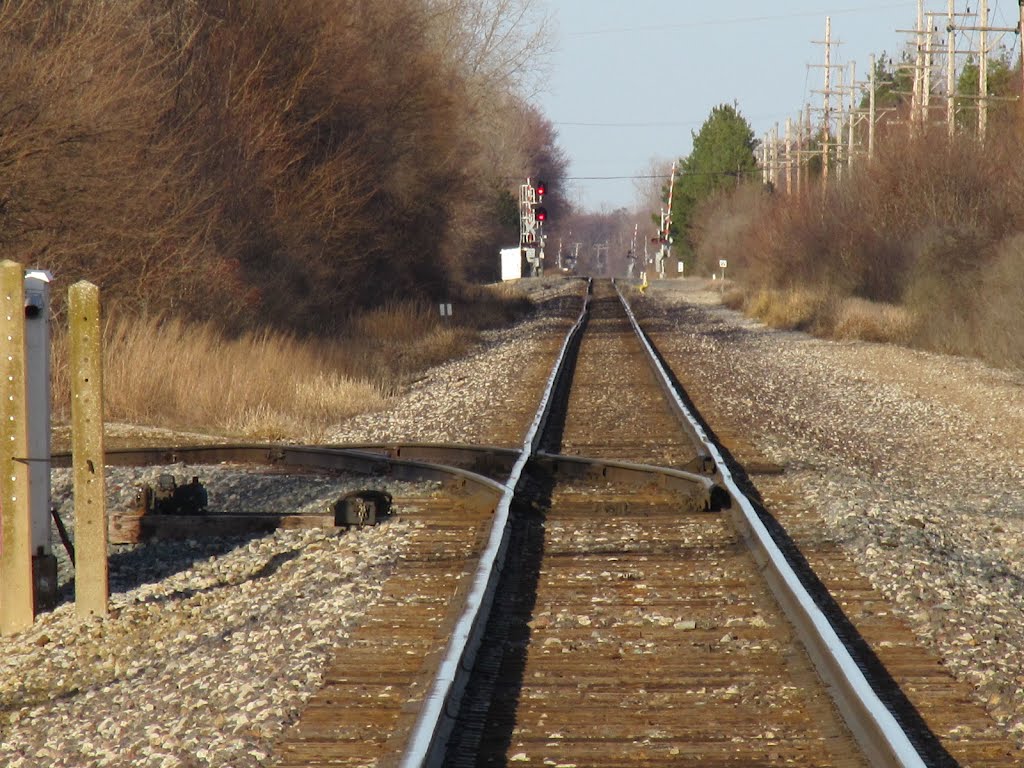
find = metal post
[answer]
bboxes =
[24,270,56,611]
[0,260,34,634]
[69,281,108,619]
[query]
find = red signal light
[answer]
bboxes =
[535,180,546,197]
[535,206,548,222]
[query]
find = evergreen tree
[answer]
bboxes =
[860,53,913,113]
[667,103,758,255]
[956,52,1016,132]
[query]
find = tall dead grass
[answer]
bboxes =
[51,315,387,441]
[48,283,534,439]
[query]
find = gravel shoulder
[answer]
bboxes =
[637,277,1024,748]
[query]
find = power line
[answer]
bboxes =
[556,121,703,128]
[554,112,796,129]
[570,3,917,37]
[562,169,763,181]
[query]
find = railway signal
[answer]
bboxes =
[519,178,549,277]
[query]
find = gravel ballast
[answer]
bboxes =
[1,277,582,768]
[637,279,1024,749]
[3,275,1023,763]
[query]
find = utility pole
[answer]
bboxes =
[761,135,769,184]
[947,0,956,137]
[899,3,973,133]
[947,0,1018,140]
[923,12,935,124]
[835,65,846,179]
[913,0,924,127]
[811,16,844,185]
[785,117,794,195]
[822,16,833,182]
[847,61,857,169]
[1020,1,1024,104]
[770,123,780,186]
[980,0,988,137]
[869,54,877,159]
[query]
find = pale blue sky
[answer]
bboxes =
[536,0,1022,211]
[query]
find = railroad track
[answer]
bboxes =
[82,278,1020,766]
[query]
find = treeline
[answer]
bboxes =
[687,90,1024,369]
[0,0,566,332]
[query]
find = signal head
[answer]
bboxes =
[535,180,546,198]
[535,206,548,222]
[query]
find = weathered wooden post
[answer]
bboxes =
[0,260,34,634]
[69,281,107,619]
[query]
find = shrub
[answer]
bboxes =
[689,117,1024,370]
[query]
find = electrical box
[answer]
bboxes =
[500,247,522,281]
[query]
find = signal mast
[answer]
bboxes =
[519,178,547,277]
[653,162,676,279]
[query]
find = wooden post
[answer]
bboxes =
[979,0,989,140]
[947,1,956,138]
[925,19,935,124]
[0,261,34,634]
[869,54,877,160]
[770,122,780,187]
[1020,2,1024,107]
[69,281,107,619]
[822,16,832,185]
[785,117,793,195]
[847,61,857,169]
[762,135,769,185]
[913,0,924,128]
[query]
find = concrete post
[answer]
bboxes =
[0,260,34,634]
[69,281,108,619]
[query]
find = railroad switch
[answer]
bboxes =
[134,474,209,515]
[332,489,392,528]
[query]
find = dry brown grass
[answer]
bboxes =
[721,287,746,309]
[51,315,386,441]
[833,298,915,345]
[47,282,535,440]
[745,287,835,333]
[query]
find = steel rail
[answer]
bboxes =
[50,444,506,511]
[330,443,719,505]
[615,280,927,768]
[397,279,593,768]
